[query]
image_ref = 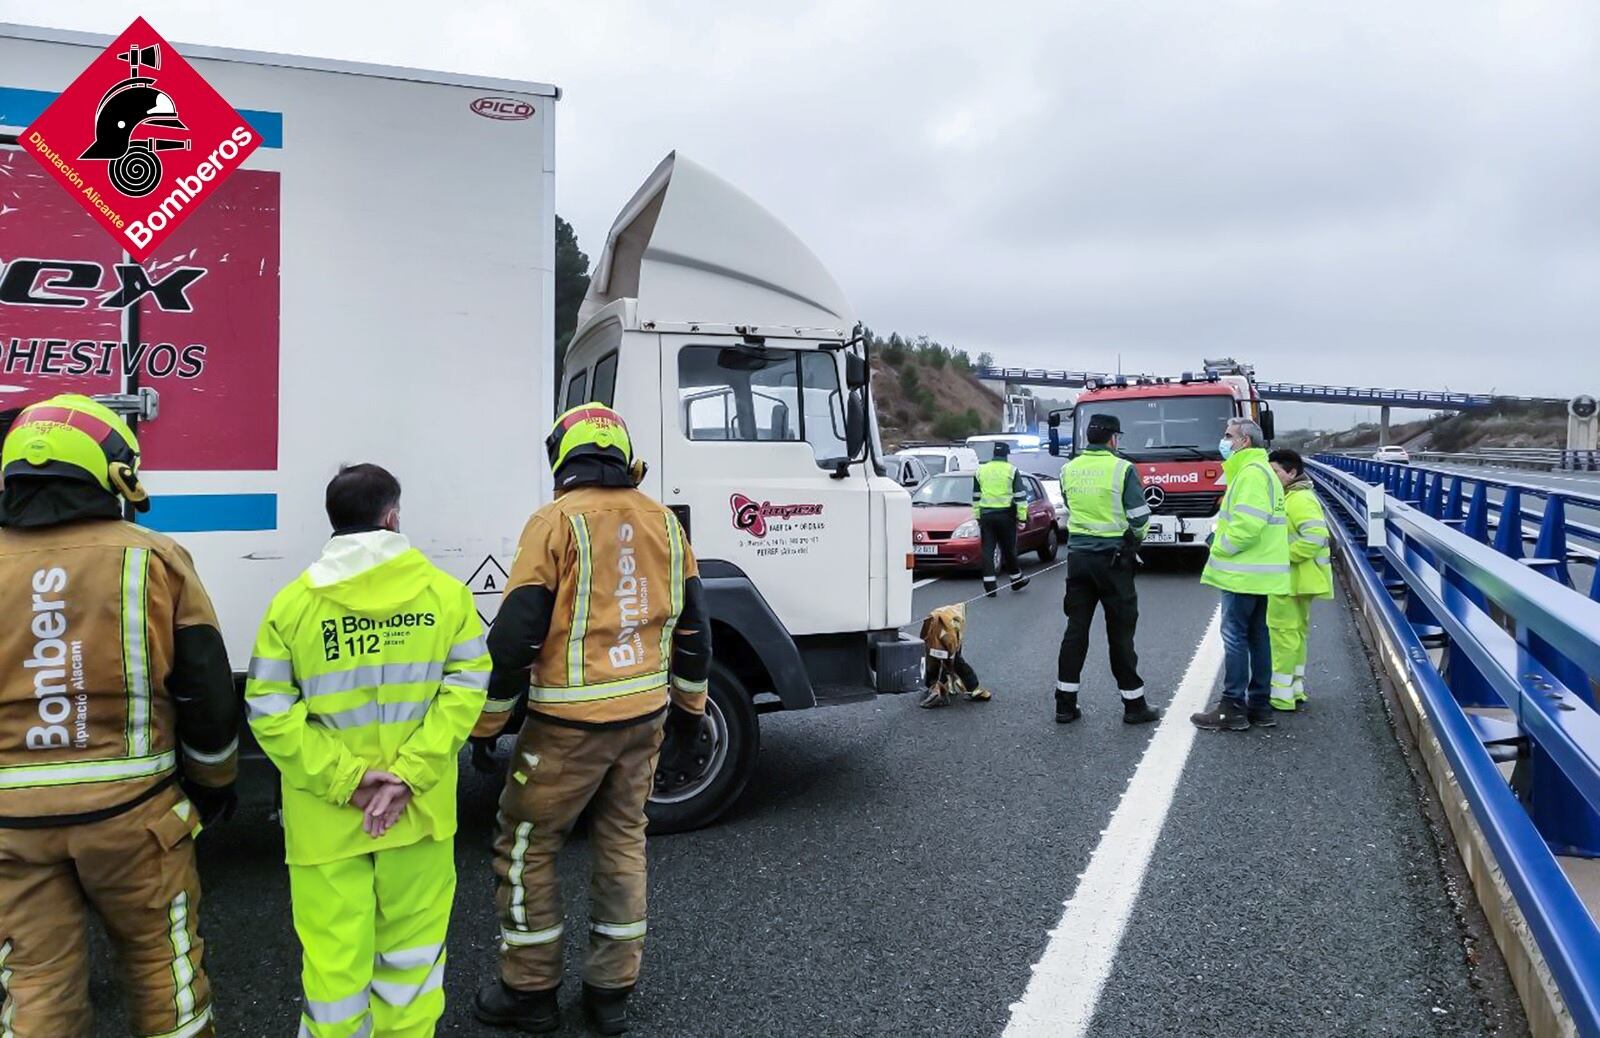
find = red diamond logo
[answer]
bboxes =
[19,17,261,261]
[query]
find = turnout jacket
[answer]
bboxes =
[0,519,237,825]
[245,531,489,866]
[481,485,711,732]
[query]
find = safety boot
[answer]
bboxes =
[473,979,560,1033]
[1054,690,1081,724]
[583,983,633,1036]
[1190,700,1250,731]
[983,579,998,599]
[1009,573,1030,592]
[1121,695,1161,725]
[1247,706,1278,728]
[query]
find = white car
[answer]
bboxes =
[896,445,981,477]
[1374,445,1410,464]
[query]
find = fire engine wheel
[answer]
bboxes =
[646,659,759,835]
[1038,525,1060,563]
[110,150,162,198]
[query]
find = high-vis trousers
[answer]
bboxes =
[493,715,665,993]
[289,837,454,1038]
[1268,594,1313,710]
[0,785,213,1038]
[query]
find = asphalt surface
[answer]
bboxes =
[79,550,1525,1037]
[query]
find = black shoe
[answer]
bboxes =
[582,983,632,1036]
[1010,575,1030,592]
[1055,690,1081,724]
[984,583,998,598]
[1247,706,1278,728]
[1121,696,1162,725]
[474,980,560,1033]
[1190,700,1250,731]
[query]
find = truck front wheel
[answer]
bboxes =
[646,659,759,834]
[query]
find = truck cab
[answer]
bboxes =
[1049,360,1274,548]
[562,153,920,831]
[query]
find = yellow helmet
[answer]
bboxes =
[1,394,149,510]
[545,403,634,474]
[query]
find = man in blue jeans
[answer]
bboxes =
[1191,418,1292,730]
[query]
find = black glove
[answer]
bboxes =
[657,707,714,789]
[182,780,238,829]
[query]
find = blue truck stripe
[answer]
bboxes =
[0,86,283,148]
[142,494,277,533]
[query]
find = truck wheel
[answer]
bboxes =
[1038,525,1059,562]
[647,660,759,834]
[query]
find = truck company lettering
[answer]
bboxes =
[730,493,824,539]
[609,522,651,668]
[0,258,206,311]
[2,339,207,381]
[1143,471,1201,486]
[24,566,73,751]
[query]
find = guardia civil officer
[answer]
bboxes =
[971,440,1030,597]
[1054,414,1161,725]
[473,404,711,1036]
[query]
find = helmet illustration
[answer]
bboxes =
[545,404,634,476]
[1,394,149,511]
[77,44,190,198]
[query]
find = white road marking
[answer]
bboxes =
[912,576,941,589]
[1002,606,1225,1038]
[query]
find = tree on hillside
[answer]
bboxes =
[555,215,591,376]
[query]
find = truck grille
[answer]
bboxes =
[1152,491,1222,518]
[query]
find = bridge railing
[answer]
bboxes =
[1309,457,1600,1035]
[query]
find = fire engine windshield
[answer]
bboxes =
[1075,395,1233,460]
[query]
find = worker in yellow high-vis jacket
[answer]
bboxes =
[1266,449,1333,711]
[245,464,489,1038]
[473,404,710,1037]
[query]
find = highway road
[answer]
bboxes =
[84,554,1530,1037]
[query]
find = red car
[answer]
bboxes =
[910,471,1059,573]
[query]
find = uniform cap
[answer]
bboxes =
[1086,413,1122,437]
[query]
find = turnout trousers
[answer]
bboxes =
[0,785,213,1038]
[289,836,455,1038]
[977,510,1023,591]
[1057,549,1145,697]
[1268,594,1314,709]
[493,715,665,993]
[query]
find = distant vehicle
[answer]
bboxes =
[909,472,1059,572]
[1048,357,1276,549]
[897,444,981,476]
[1374,445,1411,464]
[1008,448,1068,530]
[883,453,930,490]
[967,433,1042,461]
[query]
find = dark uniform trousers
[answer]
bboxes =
[977,509,1022,587]
[1057,548,1144,692]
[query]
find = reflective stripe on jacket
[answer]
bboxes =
[1284,481,1334,598]
[1060,448,1150,544]
[245,531,489,866]
[0,520,238,823]
[1201,447,1292,595]
[972,460,1026,522]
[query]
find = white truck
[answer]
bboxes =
[0,25,917,833]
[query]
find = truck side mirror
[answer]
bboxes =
[1260,408,1276,441]
[846,390,866,456]
[1047,412,1061,457]
[843,352,868,390]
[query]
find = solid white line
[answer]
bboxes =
[912,576,941,589]
[1002,606,1225,1038]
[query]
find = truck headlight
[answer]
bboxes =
[953,519,979,539]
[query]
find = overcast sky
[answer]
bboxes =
[6,0,1595,429]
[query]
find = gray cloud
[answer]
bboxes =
[5,0,1595,428]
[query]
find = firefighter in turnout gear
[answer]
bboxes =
[0,394,237,1038]
[245,464,490,1038]
[473,404,711,1037]
[1054,414,1161,726]
[1266,449,1333,711]
[971,441,1030,597]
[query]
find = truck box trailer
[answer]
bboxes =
[1,24,917,833]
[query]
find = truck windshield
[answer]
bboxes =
[910,473,973,506]
[1075,396,1232,460]
[679,345,848,468]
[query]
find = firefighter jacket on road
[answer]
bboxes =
[245,531,490,866]
[480,485,711,732]
[0,520,238,824]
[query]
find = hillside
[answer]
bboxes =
[1290,400,1567,453]
[867,332,1003,448]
